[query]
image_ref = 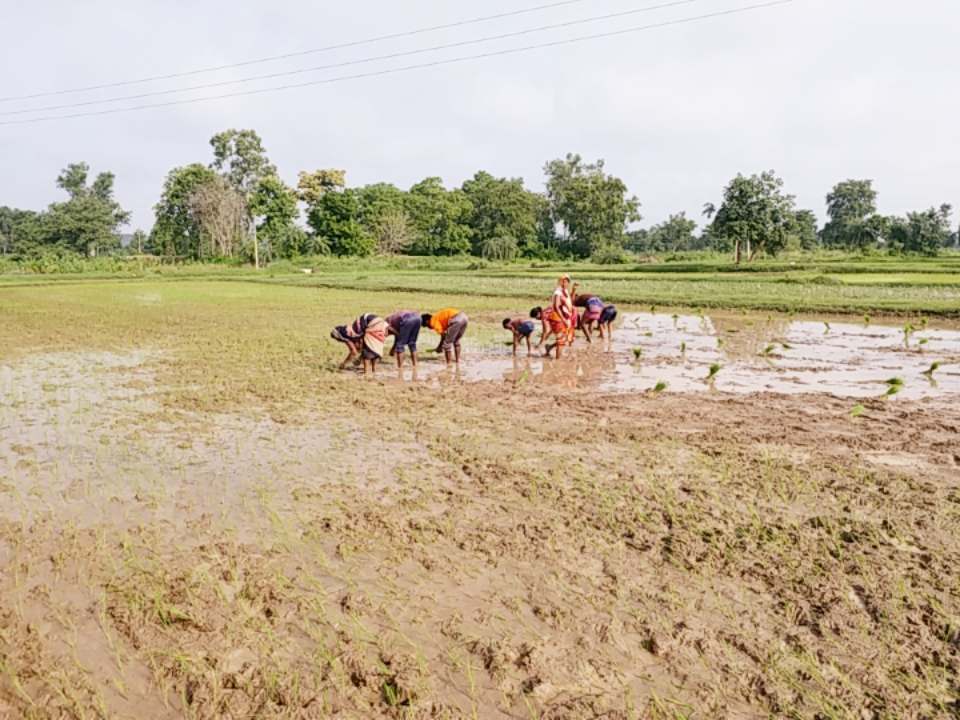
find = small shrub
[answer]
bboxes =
[591,245,629,265]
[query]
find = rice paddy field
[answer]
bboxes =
[1,269,959,719]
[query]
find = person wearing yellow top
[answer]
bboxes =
[421,308,469,365]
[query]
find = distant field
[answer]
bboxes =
[2,253,960,315]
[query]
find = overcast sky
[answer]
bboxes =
[1,0,958,231]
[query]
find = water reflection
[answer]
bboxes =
[369,311,960,400]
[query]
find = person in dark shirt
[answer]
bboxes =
[598,304,618,339]
[385,310,421,368]
[503,317,537,355]
[573,291,606,342]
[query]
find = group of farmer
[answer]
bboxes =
[330,275,617,373]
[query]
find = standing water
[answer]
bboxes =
[378,312,960,400]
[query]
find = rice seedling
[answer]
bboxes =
[672,313,679,327]
[632,348,643,360]
[885,377,904,388]
[762,345,779,356]
[707,364,721,380]
[823,321,831,334]
[780,342,794,350]
[848,404,865,418]
[717,338,725,348]
[2,276,959,720]
[922,362,940,376]
[651,381,669,394]
[864,314,871,326]
[680,342,687,356]
[886,384,902,397]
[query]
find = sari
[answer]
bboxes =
[331,314,387,359]
[550,287,575,346]
[583,296,604,322]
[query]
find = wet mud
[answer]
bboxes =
[366,312,960,401]
[1,340,959,718]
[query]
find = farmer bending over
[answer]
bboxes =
[422,308,469,365]
[330,313,387,374]
[598,304,618,339]
[386,309,421,368]
[503,317,536,356]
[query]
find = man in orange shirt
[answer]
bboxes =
[421,308,469,365]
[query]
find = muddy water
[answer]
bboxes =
[371,312,960,400]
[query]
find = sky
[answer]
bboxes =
[1,0,958,232]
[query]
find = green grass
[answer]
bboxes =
[3,252,960,315]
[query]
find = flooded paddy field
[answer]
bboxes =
[367,312,960,401]
[1,281,959,719]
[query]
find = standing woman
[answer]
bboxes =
[541,275,575,358]
[331,313,387,374]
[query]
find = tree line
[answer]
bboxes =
[1,129,956,264]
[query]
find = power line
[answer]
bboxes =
[0,0,601,104]
[0,1,794,127]
[1,0,705,117]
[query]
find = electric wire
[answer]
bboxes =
[0,1,794,127]
[0,0,603,103]
[0,0,706,117]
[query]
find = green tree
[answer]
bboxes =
[478,236,519,262]
[308,189,372,257]
[249,175,300,260]
[298,169,347,205]
[888,205,953,256]
[462,172,541,258]
[407,178,473,256]
[544,154,640,258]
[821,180,880,250]
[210,129,277,195]
[26,163,132,257]
[627,213,697,253]
[709,171,796,264]
[209,129,278,267]
[355,184,415,256]
[129,229,148,255]
[357,183,407,227]
[0,207,36,254]
[299,170,371,257]
[792,209,819,250]
[151,164,219,258]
